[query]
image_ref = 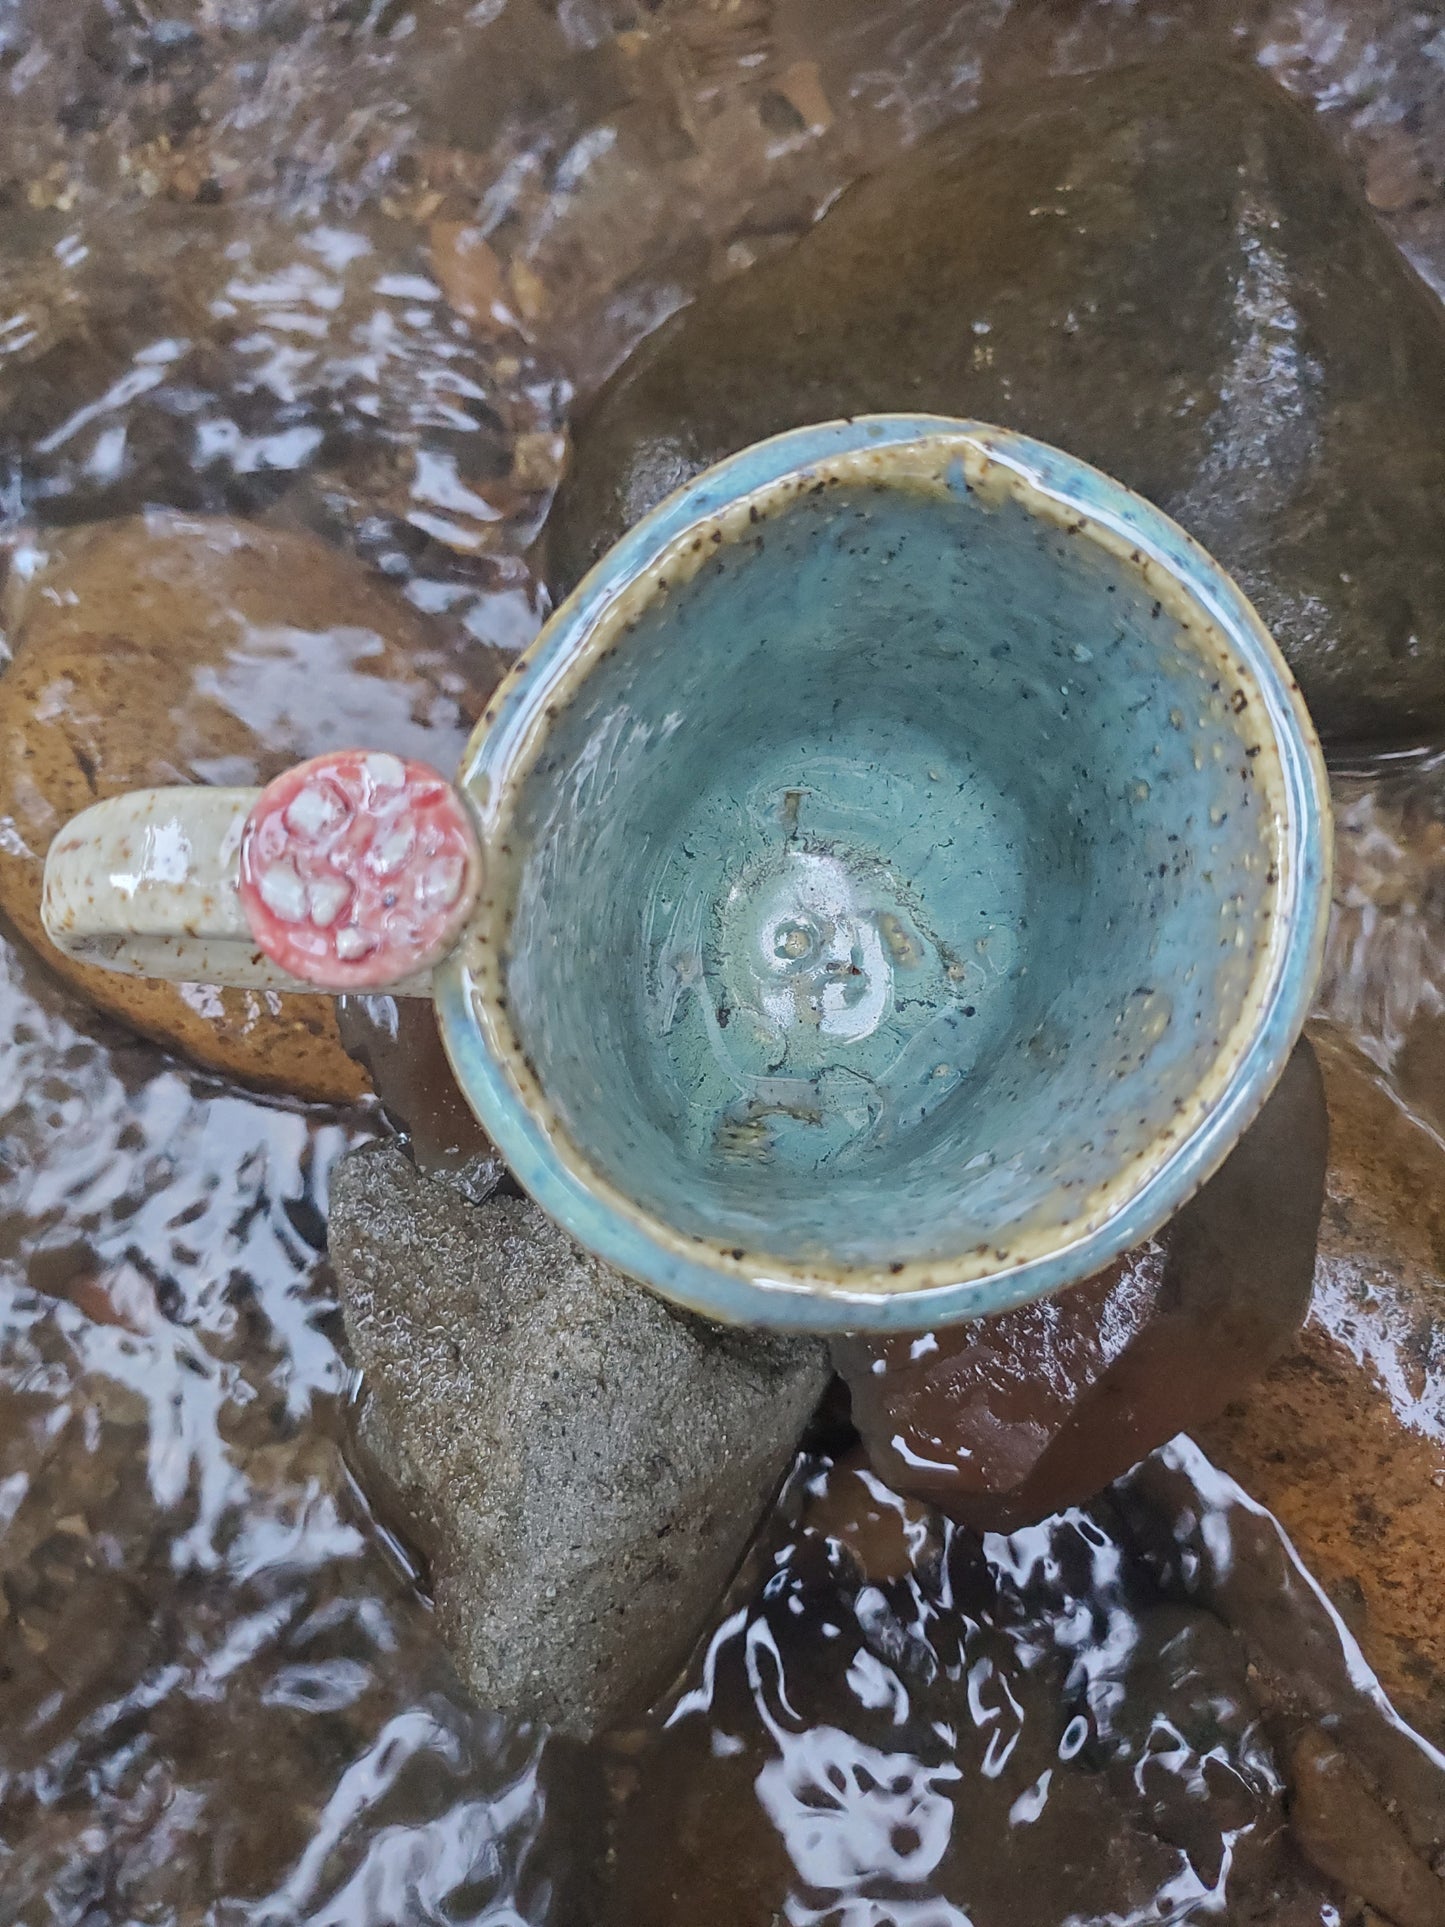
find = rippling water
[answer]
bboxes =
[2,0,1445,1919]
[1321,750,1445,1142]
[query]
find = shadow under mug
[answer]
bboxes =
[42,417,1332,1332]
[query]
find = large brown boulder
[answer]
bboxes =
[550,58,1445,748]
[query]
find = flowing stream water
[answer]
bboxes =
[2,1,1445,1919]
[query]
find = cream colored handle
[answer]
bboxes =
[41,784,441,995]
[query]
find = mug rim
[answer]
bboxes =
[434,415,1332,1331]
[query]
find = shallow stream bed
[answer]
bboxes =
[3,2,1445,1920]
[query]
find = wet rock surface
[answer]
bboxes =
[1320,749,1445,1138]
[551,57,1445,748]
[1195,1025,1445,1749]
[3,0,1445,1917]
[601,1452,1336,1927]
[1288,1727,1445,1927]
[0,512,502,1099]
[1117,1438,1445,1922]
[329,1140,830,1738]
[836,1038,1327,1532]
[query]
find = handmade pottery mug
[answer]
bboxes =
[41,417,1331,1331]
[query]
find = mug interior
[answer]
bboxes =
[461,427,1307,1299]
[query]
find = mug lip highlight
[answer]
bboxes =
[434,415,1332,1332]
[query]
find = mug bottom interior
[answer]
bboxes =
[643,717,1031,1184]
[480,436,1292,1286]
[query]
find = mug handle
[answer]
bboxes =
[41,751,482,996]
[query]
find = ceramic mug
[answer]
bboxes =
[41,417,1331,1331]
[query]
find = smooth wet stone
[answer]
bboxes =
[335,993,506,1202]
[1288,1728,1445,1927]
[329,1141,830,1738]
[0,513,501,1100]
[1319,754,1445,1138]
[835,1038,1326,1533]
[602,1464,1321,1927]
[1195,1024,1445,1750]
[550,58,1445,748]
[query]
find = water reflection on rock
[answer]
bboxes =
[836,1041,1326,1533]
[1121,1440,1445,1913]
[0,207,563,639]
[0,933,591,1920]
[1321,752,1445,1139]
[604,1454,1338,1926]
[1197,1026,1445,1751]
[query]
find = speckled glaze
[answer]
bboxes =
[43,787,286,987]
[435,417,1331,1330]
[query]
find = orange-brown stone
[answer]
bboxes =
[1197,1024,1445,1748]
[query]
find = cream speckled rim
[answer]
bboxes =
[434,416,1332,1332]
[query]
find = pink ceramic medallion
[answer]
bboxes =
[238,751,481,988]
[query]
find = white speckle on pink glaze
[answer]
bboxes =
[421,854,466,909]
[285,781,349,839]
[363,752,407,792]
[307,874,352,928]
[238,750,481,989]
[369,823,416,877]
[335,925,380,963]
[258,858,307,922]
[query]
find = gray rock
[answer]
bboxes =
[550,58,1445,750]
[329,1142,829,1738]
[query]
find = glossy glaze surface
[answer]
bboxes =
[439,418,1330,1327]
[240,751,481,988]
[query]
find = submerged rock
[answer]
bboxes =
[329,1141,830,1738]
[1195,1025,1445,1750]
[1115,1436,1445,1922]
[551,58,1445,748]
[835,1038,1326,1532]
[1288,1727,1445,1927]
[0,513,500,1099]
[1319,752,1445,1138]
[602,1459,1328,1927]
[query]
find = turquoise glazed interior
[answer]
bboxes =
[437,418,1330,1331]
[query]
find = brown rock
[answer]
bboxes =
[551,58,1445,747]
[1196,1024,1445,1748]
[1116,1437,1445,1876]
[1318,755,1445,1140]
[796,1442,941,1587]
[428,221,521,336]
[1288,1727,1445,1927]
[836,1038,1326,1532]
[0,512,502,1100]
